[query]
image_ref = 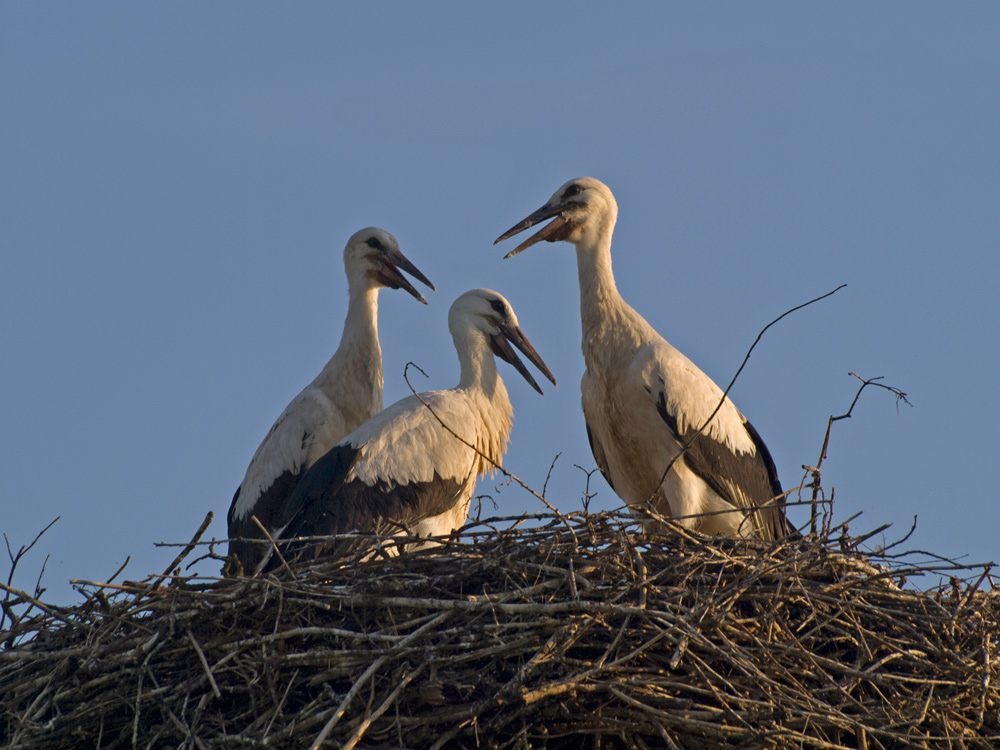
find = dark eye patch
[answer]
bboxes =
[366,237,383,250]
[564,184,583,198]
[490,299,506,315]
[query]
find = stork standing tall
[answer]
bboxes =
[266,288,555,570]
[496,178,791,540]
[227,227,435,572]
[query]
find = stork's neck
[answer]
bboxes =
[454,332,513,476]
[315,285,383,396]
[575,232,642,357]
[456,334,506,403]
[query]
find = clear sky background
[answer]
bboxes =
[2,4,997,606]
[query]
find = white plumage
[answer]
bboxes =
[496,177,791,540]
[267,288,555,569]
[227,227,434,571]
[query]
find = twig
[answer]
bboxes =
[0,581,79,630]
[806,373,911,535]
[341,662,426,750]
[148,512,214,592]
[817,373,911,469]
[250,515,293,578]
[187,630,222,699]
[309,611,450,749]
[3,518,60,631]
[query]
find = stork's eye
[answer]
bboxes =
[564,184,583,198]
[490,299,506,315]
[366,237,383,250]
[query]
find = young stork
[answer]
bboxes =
[496,178,792,540]
[227,227,435,572]
[264,288,555,570]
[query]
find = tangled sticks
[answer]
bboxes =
[1,510,997,749]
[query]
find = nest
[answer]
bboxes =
[1,509,997,750]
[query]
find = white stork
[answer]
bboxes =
[264,288,555,570]
[227,227,435,572]
[495,177,791,540]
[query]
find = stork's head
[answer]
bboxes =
[449,289,557,395]
[494,177,618,258]
[344,227,435,304]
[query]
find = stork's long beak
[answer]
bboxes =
[494,202,573,259]
[377,248,436,305]
[490,322,557,395]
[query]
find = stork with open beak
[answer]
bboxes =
[496,178,792,540]
[227,227,435,572]
[261,288,555,571]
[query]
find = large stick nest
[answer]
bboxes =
[1,510,997,749]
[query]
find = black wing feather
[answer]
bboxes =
[227,468,304,573]
[269,443,465,568]
[585,423,617,493]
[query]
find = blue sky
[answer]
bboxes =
[2,4,997,605]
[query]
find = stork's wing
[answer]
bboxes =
[632,339,791,540]
[739,418,794,540]
[227,469,303,573]
[226,404,317,572]
[651,381,790,540]
[291,466,466,540]
[227,380,371,570]
[267,391,484,569]
[279,442,363,534]
[271,442,466,567]
[585,422,616,494]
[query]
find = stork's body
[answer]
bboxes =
[497,178,790,540]
[227,227,434,572]
[269,289,555,568]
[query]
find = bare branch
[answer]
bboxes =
[251,515,294,578]
[2,518,61,632]
[149,512,214,590]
